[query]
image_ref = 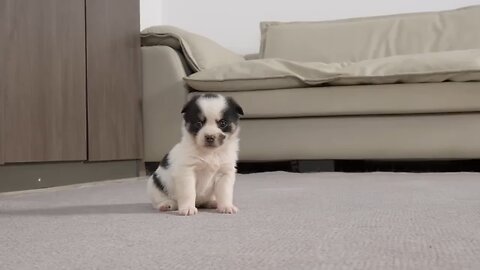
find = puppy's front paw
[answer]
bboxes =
[178,206,198,216]
[217,205,238,214]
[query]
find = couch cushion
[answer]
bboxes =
[239,113,480,160]
[195,82,480,118]
[141,25,244,71]
[185,49,480,92]
[260,5,480,62]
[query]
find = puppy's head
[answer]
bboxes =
[181,94,244,149]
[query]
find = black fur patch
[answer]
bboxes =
[181,95,200,114]
[219,97,244,133]
[152,172,167,193]
[227,97,244,115]
[217,119,233,133]
[181,96,205,136]
[160,153,169,169]
[203,93,219,98]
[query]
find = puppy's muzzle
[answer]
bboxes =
[204,134,226,147]
[205,135,215,144]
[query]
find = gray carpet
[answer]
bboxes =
[1,172,480,270]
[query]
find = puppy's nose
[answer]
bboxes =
[205,135,215,143]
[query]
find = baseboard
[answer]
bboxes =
[335,159,480,172]
[0,161,139,192]
[237,159,480,174]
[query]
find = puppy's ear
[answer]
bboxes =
[180,103,189,114]
[181,95,200,114]
[227,97,244,116]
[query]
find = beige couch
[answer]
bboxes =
[141,6,480,162]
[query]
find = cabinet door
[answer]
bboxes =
[0,34,3,164]
[0,89,3,165]
[0,8,3,164]
[0,0,87,163]
[86,0,143,161]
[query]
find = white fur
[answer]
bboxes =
[147,95,240,216]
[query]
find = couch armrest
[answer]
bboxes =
[142,46,189,161]
[141,25,244,72]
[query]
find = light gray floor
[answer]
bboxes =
[1,172,480,270]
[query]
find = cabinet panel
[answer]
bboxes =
[0,1,6,164]
[0,0,3,165]
[0,25,3,164]
[86,0,143,161]
[0,0,87,163]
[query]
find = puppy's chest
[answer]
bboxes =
[194,167,220,196]
[194,154,226,193]
[197,153,223,170]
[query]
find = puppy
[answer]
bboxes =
[147,94,244,216]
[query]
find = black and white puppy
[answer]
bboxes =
[147,94,244,216]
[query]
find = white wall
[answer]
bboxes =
[140,0,163,29]
[141,0,480,54]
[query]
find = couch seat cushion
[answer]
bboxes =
[195,82,480,118]
[185,50,480,92]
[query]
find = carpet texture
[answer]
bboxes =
[1,172,480,270]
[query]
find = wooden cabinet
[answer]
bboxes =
[0,40,3,164]
[0,0,86,163]
[0,89,3,164]
[0,0,142,164]
[0,8,3,164]
[86,0,143,161]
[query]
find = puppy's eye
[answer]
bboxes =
[218,119,228,128]
[194,121,203,129]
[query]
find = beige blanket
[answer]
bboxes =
[185,49,480,91]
